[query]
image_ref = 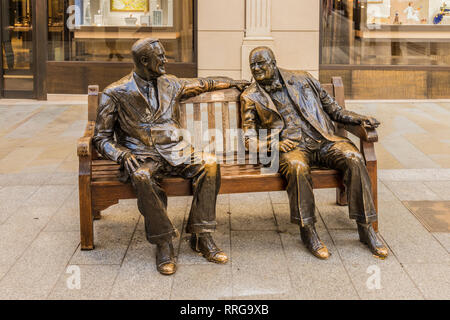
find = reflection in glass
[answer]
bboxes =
[321,0,450,66]
[48,0,193,63]
[1,0,34,92]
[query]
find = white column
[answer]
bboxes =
[241,0,274,80]
[245,0,272,38]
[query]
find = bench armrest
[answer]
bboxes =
[77,121,95,157]
[343,124,378,143]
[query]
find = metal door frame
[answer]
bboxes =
[0,0,47,100]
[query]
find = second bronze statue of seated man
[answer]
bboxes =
[241,47,388,259]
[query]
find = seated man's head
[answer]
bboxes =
[132,38,168,79]
[249,47,277,84]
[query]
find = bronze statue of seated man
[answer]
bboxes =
[241,46,388,259]
[93,38,249,275]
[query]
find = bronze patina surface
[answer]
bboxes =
[93,38,248,275]
[241,46,388,259]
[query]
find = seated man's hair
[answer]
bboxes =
[131,38,160,66]
[250,46,276,62]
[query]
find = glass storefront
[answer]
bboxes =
[320,0,450,99]
[44,0,196,94]
[1,0,34,97]
[47,0,194,64]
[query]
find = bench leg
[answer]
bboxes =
[336,186,348,206]
[79,159,94,250]
[93,210,102,220]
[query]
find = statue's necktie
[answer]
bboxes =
[146,81,159,112]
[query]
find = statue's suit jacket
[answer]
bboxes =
[93,73,225,169]
[240,68,362,149]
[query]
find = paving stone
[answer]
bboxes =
[231,292,297,300]
[109,231,173,300]
[24,185,75,208]
[4,204,60,229]
[381,135,440,169]
[44,191,80,232]
[379,169,450,181]
[230,192,276,231]
[45,207,80,232]
[231,231,292,299]
[383,181,441,201]
[432,233,450,253]
[0,265,9,281]
[70,202,140,265]
[44,172,78,185]
[268,191,289,204]
[0,231,79,299]
[0,173,49,187]
[403,263,450,300]
[170,264,232,300]
[317,203,357,230]
[48,265,120,300]
[70,222,138,266]
[216,194,230,206]
[378,180,400,202]
[0,185,39,201]
[168,196,190,208]
[424,181,450,200]
[314,188,339,204]
[378,200,450,264]
[345,262,423,300]
[0,201,23,224]
[290,263,359,300]
[0,222,43,268]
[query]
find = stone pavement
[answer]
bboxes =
[0,96,448,300]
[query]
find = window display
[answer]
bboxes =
[80,0,174,27]
[321,0,450,66]
[47,0,193,63]
[366,0,450,25]
[321,0,450,99]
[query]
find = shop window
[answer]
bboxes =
[48,0,194,63]
[321,0,450,66]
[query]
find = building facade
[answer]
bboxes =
[1,0,449,99]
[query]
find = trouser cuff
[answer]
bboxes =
[291,216,317,226]
[185,221,217,234]
[146,229,179,245]
[350,213,378,224]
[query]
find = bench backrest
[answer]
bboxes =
[88,77,345,158]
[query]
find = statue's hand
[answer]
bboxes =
[279,139,296,153]
[231,80,251,92]
[360,116,380,129]
[122,153,141,175]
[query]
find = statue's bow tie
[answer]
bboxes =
[263,81,283,93]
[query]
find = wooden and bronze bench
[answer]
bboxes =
[77,77,379,250]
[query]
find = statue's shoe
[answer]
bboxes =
[156,241,177,275]
[300,224,330,260]
[357,223,388,258]
[190,233,228,264]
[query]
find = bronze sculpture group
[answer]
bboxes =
[93,38,388,276]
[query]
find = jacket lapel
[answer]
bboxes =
[126,74,153,120]
[154,75,175,120]
[278,68,303,111]
[254,82,281,117]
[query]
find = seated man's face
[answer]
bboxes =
[250,50,276,83]
[143,42,168,76]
